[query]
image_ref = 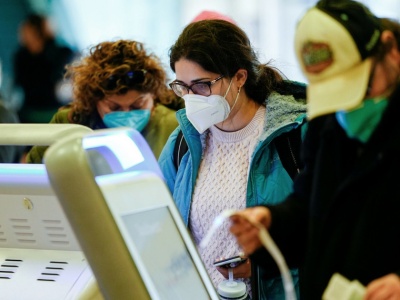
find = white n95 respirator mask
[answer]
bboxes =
[183,78,239,134]
[183,94,230,134]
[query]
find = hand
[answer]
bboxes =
[363,273,400,300]
[216,258,251,279]
[229,206,271,255]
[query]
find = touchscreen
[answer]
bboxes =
[121,206,211,300]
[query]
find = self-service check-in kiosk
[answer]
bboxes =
[0,124,102,300]
[44,127,219,300]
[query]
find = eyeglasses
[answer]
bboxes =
[102,69,147,90]
[169,75,224,97]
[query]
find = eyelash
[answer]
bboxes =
[110,105,122,111]
[105,96,148,111]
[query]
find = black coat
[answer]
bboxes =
[14,40,74,109]
[252,84,400,299]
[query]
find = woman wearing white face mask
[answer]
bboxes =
[26,40,183,163]
[158,19,308,300]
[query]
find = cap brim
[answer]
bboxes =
[307,58,372,120]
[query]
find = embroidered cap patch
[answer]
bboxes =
[301,42,333,74]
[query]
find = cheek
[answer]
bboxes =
[369,66,388,97]
[371,61,400,97]
[96,102,110,118]
[142,97,155,110]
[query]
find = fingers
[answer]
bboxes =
[364,274,400,300]
[237,228,262,255]
[230,214,263,255]
[216,266,229,279]
[230,206,271,230]
[229,216,254,235]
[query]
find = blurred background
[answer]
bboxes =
[0,0,399,112]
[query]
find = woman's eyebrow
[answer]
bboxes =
[173,77,212,84]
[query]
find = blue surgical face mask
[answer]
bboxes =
[103,109,151,132]
[336,98,388,143]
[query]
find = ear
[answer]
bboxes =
[234,69,247,89]
[381,30,400,64]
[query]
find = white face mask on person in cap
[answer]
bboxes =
[183,78,240,134]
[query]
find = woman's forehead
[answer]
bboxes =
[174,59,217,83]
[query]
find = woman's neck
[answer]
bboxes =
[216,97,261,132]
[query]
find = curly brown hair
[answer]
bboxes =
[66,40,175,114]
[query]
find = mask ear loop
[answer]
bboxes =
[223,78,240,111]
[223,78,234,98]
[230,85,241,112]
[224,85,241,128]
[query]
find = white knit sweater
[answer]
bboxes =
[189,106,266,295]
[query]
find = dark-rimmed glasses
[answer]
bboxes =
[102,69,147,90]
[169,75,224,97]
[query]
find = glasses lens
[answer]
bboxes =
[170,83,187,97]
[192,83,211,96]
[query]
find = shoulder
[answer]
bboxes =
[267,80,308,114]
[153,104,179,123]
[52,106,97,128]
[158,90,185,111]
[274,80,307,101]
[50,106,72,123]
[154,103,177,114]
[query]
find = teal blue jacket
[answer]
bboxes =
[158,84,307,299]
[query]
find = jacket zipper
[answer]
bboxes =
[287,136,300,174]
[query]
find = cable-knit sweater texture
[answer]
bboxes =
[190,106,266,294]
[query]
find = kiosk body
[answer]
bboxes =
[0,124,100,300]
[44,128,219,300]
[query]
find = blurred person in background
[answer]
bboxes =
[0,59,24,163]
[229,1,400,299]
[0,100,23,163]
[13,13,74,124]
[26,39,182,163]
[190,9,237,24]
